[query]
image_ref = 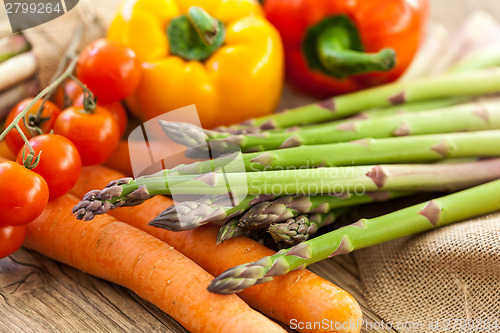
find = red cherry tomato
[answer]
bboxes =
[5,99,61,154]
[74,93,128,137]
[0,161,49,227]
[53,106,120,166]
[17,134,82,200]
[76,38,142,104]
[52,79,84,109]
[0,225,27,259]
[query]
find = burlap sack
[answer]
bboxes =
[0,0,122,87]
[356,214,500,333]
[355,2,500,332]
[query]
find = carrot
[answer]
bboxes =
[71,165,363,333]
[24,194,287,333]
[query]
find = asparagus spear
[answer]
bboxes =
[449,43,500,73]
[207,179,500,294]
[73,159,500,219]
[217,100,500,152]
[164,99,500,153]
[358,96,468,119]
[268,208,350,245]
[215,96,467,134]
[173,130,500,173]
[216,219,247,244]
[0,35,31,63]
[0,52,37,91]
[162,68,500,138]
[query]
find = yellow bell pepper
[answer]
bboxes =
[108,0,284,129]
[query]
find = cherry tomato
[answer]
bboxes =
[74,93,128,136]
[53,106,120,166]
[17,134,82,200]
[76,38,142,104]
[0,225,27,259]
[0,161,49,227]
[52,79,84,109]
[5,99,61,154]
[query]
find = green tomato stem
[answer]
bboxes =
[71,74,96,113]
[36,24,84,118]
[15,124,33,154]
[16,124,42,170]
[0,56,79,143]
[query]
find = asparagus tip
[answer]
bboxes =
[207,260,273,294]
[158,120,209,147]
[216,219,245,244]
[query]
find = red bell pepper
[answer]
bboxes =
[263,0,429,98]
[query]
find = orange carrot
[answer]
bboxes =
[71,165,363,333]
[24,194,287,333]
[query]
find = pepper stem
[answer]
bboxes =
[302,15,396,79]
[167,7,225,61]
[188,6,220,46]
[317,27,396,77]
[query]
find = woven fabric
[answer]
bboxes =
[5,0,122,87]
[356,213,500,332]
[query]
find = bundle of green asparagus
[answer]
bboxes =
[0,34,38,119]
[74,63,500,294]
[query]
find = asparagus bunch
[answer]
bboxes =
[73,51,500,254]
[162,98,500,154]
[207,179,500,294]
[74,158,500,219]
